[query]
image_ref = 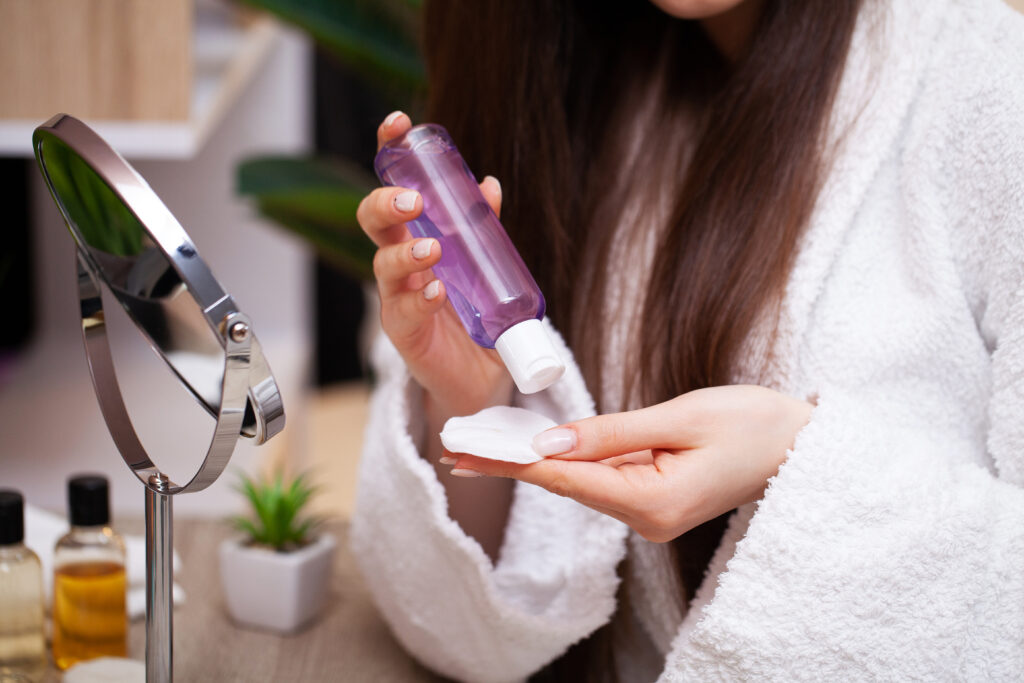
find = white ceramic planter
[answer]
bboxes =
[218,532,336,634]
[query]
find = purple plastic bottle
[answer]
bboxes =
[374,123,565,394]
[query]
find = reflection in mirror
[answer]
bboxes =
[103,284,216,486]
[39,135,147,258]
[36,131,228,422]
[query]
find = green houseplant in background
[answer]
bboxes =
[219,471,337,633]
[235,0,425,281]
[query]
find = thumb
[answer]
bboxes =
[531,401,691,461]
[480,175,502,217]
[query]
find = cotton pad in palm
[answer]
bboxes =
[440,406,558,464]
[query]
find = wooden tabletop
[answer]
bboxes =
[45,519,441,682]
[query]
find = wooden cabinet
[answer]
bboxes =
[0,0,191,121]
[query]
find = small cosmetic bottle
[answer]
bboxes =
[52,475,127,671]
[0,490,46,682]
[375,124,566,394]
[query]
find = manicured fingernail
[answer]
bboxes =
[395,191,418,213]
[532,428,577,457]
[423,280,441,301]
[484,175,501,197]
[439,456,457,465]
[412,238,434,260]
[451,468,484,478]
[384,110,404,127]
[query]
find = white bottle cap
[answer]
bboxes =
[495,319,566,394]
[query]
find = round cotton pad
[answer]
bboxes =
[440,406,559,464]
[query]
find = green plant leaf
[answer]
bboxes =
[238,157,378,280]
[238,156,376,196]
[232,517,263,544]
[41,139,146,257]
[238,0,425,95]
[231,469,321,551]
[261,206,376,280]
[292,515,326,546]
[287,472,316,511]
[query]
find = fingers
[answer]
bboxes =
[357,176,501,248]
[359,111,418,246]
[599,449,655,468]
[447,453,692,542]
[377,110,412,150]
[480,175,502,218]
[380,279,448,343]
[372,235,448,342]
[372,238,440,297]
[356,187,422,247]
[449,454,631,511]
[530,398,696,461]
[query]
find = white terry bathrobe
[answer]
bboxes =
[351,0,1024,679]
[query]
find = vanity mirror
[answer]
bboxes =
[32,114,286,683]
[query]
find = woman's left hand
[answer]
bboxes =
[447,386,813,542]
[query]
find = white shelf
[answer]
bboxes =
[0,16,281,160]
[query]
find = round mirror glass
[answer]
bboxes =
[32,115,283,451]
[37,132,229,417]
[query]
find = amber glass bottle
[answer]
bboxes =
[0,490,46,682]
[52,475,127,671]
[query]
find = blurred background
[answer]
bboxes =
[0,0,425,521]
[0,0,1022,525]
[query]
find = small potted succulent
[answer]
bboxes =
[219,471,335,633]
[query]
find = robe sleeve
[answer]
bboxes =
[350,324,628,683]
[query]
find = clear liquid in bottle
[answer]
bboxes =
[0,491,46,683]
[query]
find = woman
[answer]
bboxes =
[351,0,1024,679]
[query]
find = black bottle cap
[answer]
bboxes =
[0,489,25,545]
[68,475,110,527]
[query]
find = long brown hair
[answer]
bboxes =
[424,0,863,678]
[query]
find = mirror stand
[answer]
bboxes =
[145,478,172,682]
[76,251,261,682]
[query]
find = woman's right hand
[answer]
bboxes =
[357,111,514,419]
